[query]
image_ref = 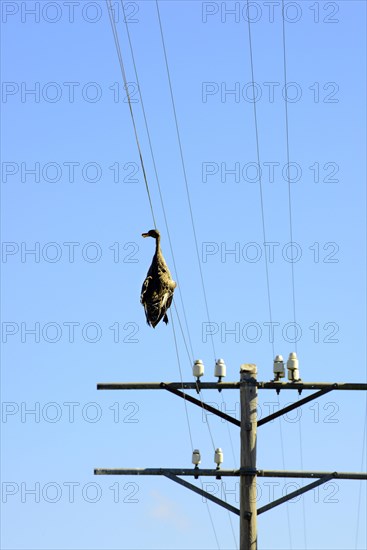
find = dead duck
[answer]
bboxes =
[140,229,176,328]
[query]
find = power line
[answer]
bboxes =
[119,6,228,457]
[108,1,193,360]
[201,487,221,550]
[107,0,198,475]
[170,310,194,451]
[245,0,275,361]
[297,393,307,548]
[281,0,297,349]
[245,1,292,546]
[280,3,306,546]
[120,0,194,361]
[155,10,239,546]
[107,11,222,513]
[221,484,239,549]
[171,311,222,549]
[175,313,236,546]
[276,394,292,548]
[108,0,196,404]
[106,0,156,229]
[106,10,222,543]
[155,0,216,362]
[154,0,238,465]
[154,6,238,545]
[118,0,220,457]
[223,396,237,467]
[173,300,193,364]
[172,307,222,550]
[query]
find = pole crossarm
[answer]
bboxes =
[164,473,240,516]
[94,468,367,480]
[97,382,239,390]
[257,470,367,480]
[258,382,367,391]
[94,468,246,476]
[162,384,241,427]
[258,386,335,426]
[257,474,335,515]
[97,381,367,391]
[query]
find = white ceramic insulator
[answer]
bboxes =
[215,359,226,378]
[214,448,223,465]
[193,359,204,378]
[287,352,299,371]
[192,449,201,465]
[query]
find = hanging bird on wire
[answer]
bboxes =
[140,229,176,328]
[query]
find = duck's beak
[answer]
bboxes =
[142,233,149,238]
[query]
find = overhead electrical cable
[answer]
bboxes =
[155,0,239,508]
[170,313,221,549]
[107,0,195,468]
[106,0,156,229]
[154,0,239,458]
[169,310,194,451]
[109,3,238,546]
[281,0,298,350]
[202,491,221,550]
[245,0,275,361]
[121,0,194,361]
[119,0,219,457]
[107,3,223,546]
[245,0,292,546]
[155,4,238,546]
[154,0,239,464]
[280,3,307,547]
[155,0,216,362]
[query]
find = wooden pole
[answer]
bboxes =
[240,364,258,550]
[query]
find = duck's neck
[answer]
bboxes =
[154,235,161,255]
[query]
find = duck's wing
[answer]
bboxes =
[142,280,176,328]
[142,291,166,328]
[141,275,158,327]
[156,279,177,325]
[140,275,152,304]
[140,271,167,326]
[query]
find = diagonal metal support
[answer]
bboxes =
[164,385,336,429]
[164,473,240,516]
[162,383,241,427]
[258,386,336,427]
[257,473,335,515]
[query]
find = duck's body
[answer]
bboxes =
[141,229,176,328]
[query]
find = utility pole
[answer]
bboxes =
[240,364,257,550]
[95,370,367,550]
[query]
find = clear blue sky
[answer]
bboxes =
[1,1,366,549]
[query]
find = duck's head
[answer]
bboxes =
[142,229,160,239]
